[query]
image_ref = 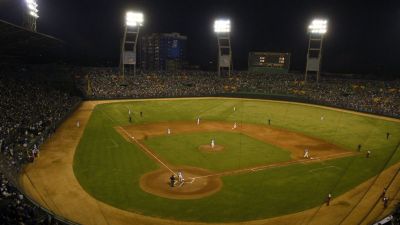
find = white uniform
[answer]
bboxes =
[211,139,215,149]
[233,107,236,112]
[197,117,200,125]
[76,120,80,128]
[304,149,309,158]
[177,172,184,183]
[129,109,131,115]
[167,128,171,135]
[321,116,324,121]
[232,122,237,129]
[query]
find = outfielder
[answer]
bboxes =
[197,117,200,125]
[233,106,236,112]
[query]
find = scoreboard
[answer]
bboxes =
[248,52,291,74]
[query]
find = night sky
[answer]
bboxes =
[1,0,400,75]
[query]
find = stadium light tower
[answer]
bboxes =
[120,11,144,78]
[305,19,328,83]
[24,0,39,32]
[214,19,232,76]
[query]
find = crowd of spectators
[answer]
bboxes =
[77,68,400,118]
[0,67,398,224]
[0,73,80,225]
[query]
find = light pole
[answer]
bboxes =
[24,0,39,32]
[305,19,328,83]
[120,11,144,78]
[214,19,232,76]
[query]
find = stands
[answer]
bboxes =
[77,69,400,118]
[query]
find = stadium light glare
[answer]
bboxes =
[214,19,231,33]
[308,19,328,34]
[25,0,39,18]
[126,11,144,27]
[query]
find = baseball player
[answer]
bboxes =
[232,122,237,129]
[366,150,371,158]
[76,120,80,128]
[268,119,271,125]
[211,139,215,149]
[326,193,332,206]
[233,106,236,112]
[170,175,175,187]
[383,196,389,208]
[304,148,309,159]
[167,128,171,135]
[128,109,131,115]
[320,115,324,121]
[197,117,200,125]
[177,171,184,184]
[381,187,387,199]
[357,144,362,151]
[387,132,390,140]
[383,196,389,209]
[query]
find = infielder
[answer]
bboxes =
[232,122,237,129]
[211,139,215,149]
[304,148,309,159]
[197,117,200,125]
[167,128,171,135]
[76,120,80,128]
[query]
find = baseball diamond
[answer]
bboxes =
[20,98,400,225]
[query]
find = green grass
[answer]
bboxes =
[144,132,291,171]
[73,98,400,222]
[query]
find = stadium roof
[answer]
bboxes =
[0,19,66,64]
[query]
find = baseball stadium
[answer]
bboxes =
[1,1,400,225]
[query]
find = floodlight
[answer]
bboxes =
[26,0,39,18]
[126,11,144,27]
[214,19,231,33]
[308,19,327,34]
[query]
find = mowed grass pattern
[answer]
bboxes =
[144,132,291,171]
[73,98,400,222]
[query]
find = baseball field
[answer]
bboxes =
[21,98,400,225]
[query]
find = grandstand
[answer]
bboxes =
[0,2,400,225]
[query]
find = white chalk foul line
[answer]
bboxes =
[190,151,357,180]
[118,126,176,175]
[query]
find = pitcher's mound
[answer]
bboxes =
[198,144,224,152]
[140,167,222,200]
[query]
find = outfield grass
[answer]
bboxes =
[144,132,291,171]
[73,98,400,222]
